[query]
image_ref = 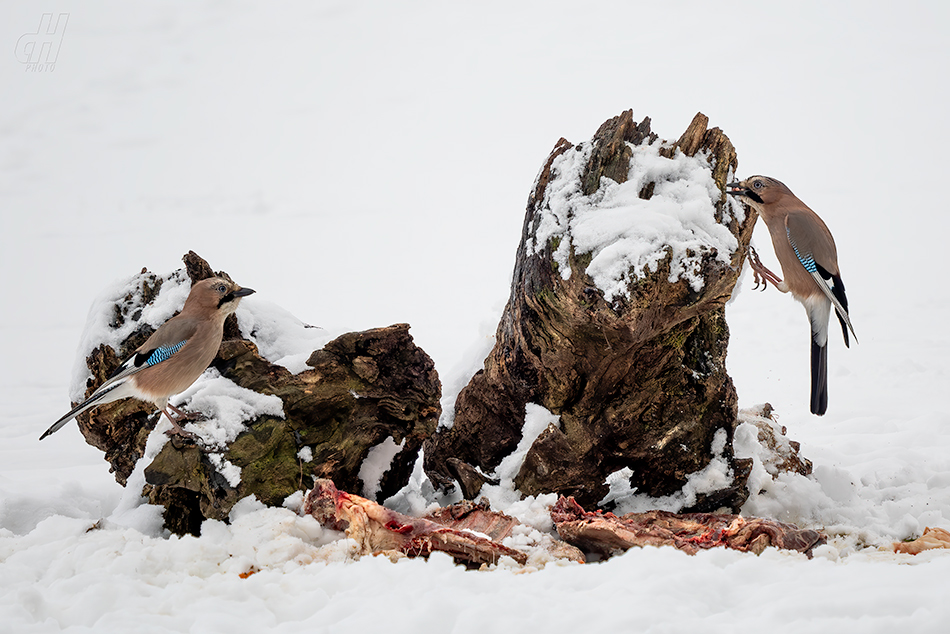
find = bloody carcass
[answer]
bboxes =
[551,496,824,557]
[304,478,529,566]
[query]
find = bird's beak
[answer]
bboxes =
[725,182,746,196]
[218,286,255,309]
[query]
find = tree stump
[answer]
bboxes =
[425,111,756,511]
[68,253,440,535]
[143,321,441,535]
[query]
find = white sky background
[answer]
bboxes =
[1,0,948,498]
[3,3,950,632]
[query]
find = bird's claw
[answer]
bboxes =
[163,424,219,453]
[167,403,205,422]
[164,425,198,441]
[747,245,784,292]
[161,405,204,442]
[748,246,767,291]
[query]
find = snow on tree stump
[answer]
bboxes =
[425,111,756,511]
[70,252,440,535]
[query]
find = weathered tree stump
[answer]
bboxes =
[144,321,440,535]
[425,111,756,511]
[70,253,440,535]
[75,252,242,486]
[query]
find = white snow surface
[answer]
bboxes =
[358,436,406,499]
[236,299,334,375]
[534,140,739,299]
[172,367,285,450]
[495,404,561,485]
[3,1,950,632]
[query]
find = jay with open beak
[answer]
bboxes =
[41,276,255,440]
[727,176,856,416]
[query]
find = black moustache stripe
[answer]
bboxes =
[218,292,235,308]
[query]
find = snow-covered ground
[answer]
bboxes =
[2,2,950,632]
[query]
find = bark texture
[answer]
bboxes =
[425,111,757,511]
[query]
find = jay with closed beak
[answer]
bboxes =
[41,277,255,440]
[727,176,856,416]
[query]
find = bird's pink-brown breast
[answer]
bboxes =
[132,319,226,402]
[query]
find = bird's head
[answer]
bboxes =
[726,175,792,210]
[185,277,256,316]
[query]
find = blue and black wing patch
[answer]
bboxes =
[107,340,189,380]
[787,226,856,345]
[140,340,188,366]
[786,226,818,274]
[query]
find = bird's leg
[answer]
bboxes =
[747,245,787,292]
[167,402,203,422]
[161,408,198,440]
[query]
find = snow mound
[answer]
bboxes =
[235,299,334,374]
[733,408,950,551]
[530,139,741,301]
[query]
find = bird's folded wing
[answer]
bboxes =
[106,317,199,383]
[784,215,857,342]
[106,340,190,383]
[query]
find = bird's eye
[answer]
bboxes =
[753,180,763,189]
[216,284,227,293]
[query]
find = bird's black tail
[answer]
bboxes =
[831,273,851,348]
[39,381,124,440]
[810,340,828,416]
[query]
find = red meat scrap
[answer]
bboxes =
[551,496,824,557]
